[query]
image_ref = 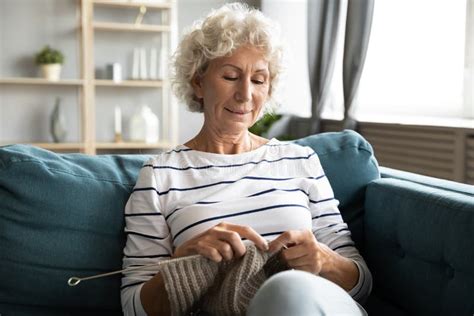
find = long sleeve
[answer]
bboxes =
[121,157,173,316]
[304,149,373,304]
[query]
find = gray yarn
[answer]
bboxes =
[159,245,287,316]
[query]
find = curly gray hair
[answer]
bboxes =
[170,2,285,113]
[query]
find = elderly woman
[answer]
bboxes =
[121,3,371,316]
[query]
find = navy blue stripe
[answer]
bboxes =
[126,231,167,240]
[121,280,145,290]
[173,204,308,241]
[309,197,335,204]
[125,212,162,217]
[261,231,285,237]
[165,201,220,221]
[312,212,340,220]
[332,243,355,251]
[167,141,288,155]
[133,175,326,196]
[124,254,171,259]
[165,148,193,154]
[150,152,317,171]
[248,188,334,205]
[336,228,350,233]
[241,231,285,241]
[166,188,330,222]
[247,187,307,198]
[132,187,160,194]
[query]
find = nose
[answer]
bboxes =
[235,78,251,103]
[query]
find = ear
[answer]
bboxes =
[191,74,204,99]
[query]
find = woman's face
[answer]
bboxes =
[192,45,271,135]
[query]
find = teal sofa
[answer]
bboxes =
[0,130,473,315]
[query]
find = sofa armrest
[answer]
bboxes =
[364,176,474,315]
[379,166,473,196]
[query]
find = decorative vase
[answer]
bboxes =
[129,105,159,143]
[40,64,62,81]
[50,98,67,143]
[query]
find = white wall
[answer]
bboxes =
[0,0,262,146]
[176,0,228,144]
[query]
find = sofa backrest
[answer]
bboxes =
[0,130,379,313]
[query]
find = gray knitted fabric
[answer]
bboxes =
[159,245,287,316]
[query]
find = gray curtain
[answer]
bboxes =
[342,0,375,130]
[308,0,342,134]
[308,0,374,133]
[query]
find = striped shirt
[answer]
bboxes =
[121,138,372,315]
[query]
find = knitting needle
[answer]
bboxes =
[68,242,288,287]
[67,262,162,287]
[265,239,288,251]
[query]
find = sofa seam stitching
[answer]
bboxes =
[0,159,136,187]
[367,180,472,212]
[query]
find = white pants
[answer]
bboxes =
[247,270,367,316]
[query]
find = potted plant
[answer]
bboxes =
[35,45,64,81]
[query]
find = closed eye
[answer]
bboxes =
[223,76,238,81]
[252,80,264,85]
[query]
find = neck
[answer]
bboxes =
[188,129,254,155]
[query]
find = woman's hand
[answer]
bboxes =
[173,222,269,262]
[268,229,359,291]
[267,229,333,275]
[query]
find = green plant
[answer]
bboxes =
[35,45,64,65]
[249,113,282,136]
[249,113,297,141]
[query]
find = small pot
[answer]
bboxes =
[40,64,62,81]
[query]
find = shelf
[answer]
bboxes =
[94,79,163,88]
[0,142,85,150]
[93,22,170,32]
[95,141,172,149]
[93,0,172,10]
[0,78,83,86]
[0,1,177,155]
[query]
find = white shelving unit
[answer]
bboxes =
[0,0,178,154]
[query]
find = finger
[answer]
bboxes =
[281,245,307,261]
[207,239,234,261]
[268,230,300,253]
[285,253,313,267]
[219,223,268,251]
[213,229,247,257]
[269,230,316,253]
[195,243,223,262]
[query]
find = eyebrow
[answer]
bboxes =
[221,64,269,73]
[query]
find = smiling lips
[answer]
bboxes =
[225,108,251,115]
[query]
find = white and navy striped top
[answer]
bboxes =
[121,138,372,315]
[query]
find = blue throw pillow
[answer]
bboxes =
[294,130,380,250]
[0,145,146,312]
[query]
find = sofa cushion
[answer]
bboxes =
[295,130,380,250]
[364,178,474,315]
[0,145,146,312]
[0,130,378,312]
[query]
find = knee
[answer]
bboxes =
[247,270,325,316]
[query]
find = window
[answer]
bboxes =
[322,0,473,121]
